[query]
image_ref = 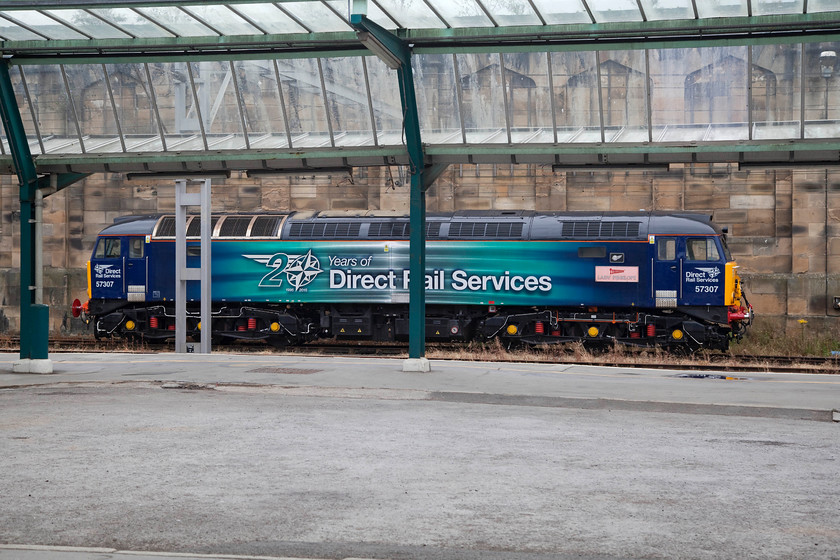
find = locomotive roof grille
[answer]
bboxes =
[187,217,220,237]
[368,222,409,238]
[219,217,251,237]
[250,216,282,237]
[156,216,176,238]
[448,222,524,239]
[289,222,362,239]
[367,222,442,239]
[562,221,641,239]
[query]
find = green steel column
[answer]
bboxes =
[0,60,45,361]
[350,15,427,359]
[400,48,426,360]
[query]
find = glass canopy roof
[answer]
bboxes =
[1,1,837,46]
[5,0,833,42]
[1,1,839,173]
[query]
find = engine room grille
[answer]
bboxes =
[288,222,362,238]
[250,216,283,237]
[561,221,641,239]
[448,222,523,239]
[187,216,219,237]
[218,217,252,237]
[368,222,409,238]
[155,216,221,238]
[366,222,442,239]
[155,216,177,237]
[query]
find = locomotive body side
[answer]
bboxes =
[85,211,751,351]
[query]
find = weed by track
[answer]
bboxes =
[1,335,836,374]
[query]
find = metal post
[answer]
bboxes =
[175,179,212,354]
[349,14,429,371]
[0,59,52,373]
[175,180,188,353]
[199,179,211,354]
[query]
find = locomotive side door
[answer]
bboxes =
[652,236,680,308]
[124,236,148,302]
[681,237,724,306]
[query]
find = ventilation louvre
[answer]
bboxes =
[288,222,362,238]
[448,222,523,239]
[561,221,640,238]
[250,216,282,237]
[187,216,219,237]
[219,217,252,237]
[155,216,177,237]
[368,222,410,238]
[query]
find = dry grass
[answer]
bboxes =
[424,324,840,373]
[730,320,840,358]
[426,338,708,368]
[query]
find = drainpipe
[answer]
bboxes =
[34,173,57,305]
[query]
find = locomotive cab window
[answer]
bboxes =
[720,235,733,261]
[128,238,144,259]
[686,238,720,261]
[656,238,676,260]
[94,238,121,259]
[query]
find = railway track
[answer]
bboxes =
[0,335,837,374]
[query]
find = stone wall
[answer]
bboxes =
[1,164,838,335]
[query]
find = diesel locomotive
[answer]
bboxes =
[81,210,752,352]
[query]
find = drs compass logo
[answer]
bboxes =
[244,250,323,291]
[94,264,121,279]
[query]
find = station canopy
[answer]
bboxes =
[1,0,840,174]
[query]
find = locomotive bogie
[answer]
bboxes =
[85,211,752,352]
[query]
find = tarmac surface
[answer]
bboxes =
[1,352,838,560]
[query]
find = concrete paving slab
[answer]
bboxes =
[1,352,838,560]
[0,545,323,560]
[0,352,838,420]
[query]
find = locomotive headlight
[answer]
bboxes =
[125,320,136,331]
[197,322,201,331]
[270,322,281,332]
[587,326,599,337]
[506,324,518,335]
[671,329,684,340]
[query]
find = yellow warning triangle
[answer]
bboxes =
[340,328,345,333]
[436,330,440,335]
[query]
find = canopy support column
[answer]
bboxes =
[0,58,88,373]
[350,14,431,371]
[0,59,48,372]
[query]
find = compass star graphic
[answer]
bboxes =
[283,250,323,290]
[697,267,721,279]
[244,250,323,291]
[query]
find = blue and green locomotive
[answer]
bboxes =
[83,210,752,351]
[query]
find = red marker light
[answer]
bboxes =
[71,299,82,318]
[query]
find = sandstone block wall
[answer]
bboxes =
[0,164,837,336]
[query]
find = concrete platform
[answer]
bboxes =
[1,352,838,560]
